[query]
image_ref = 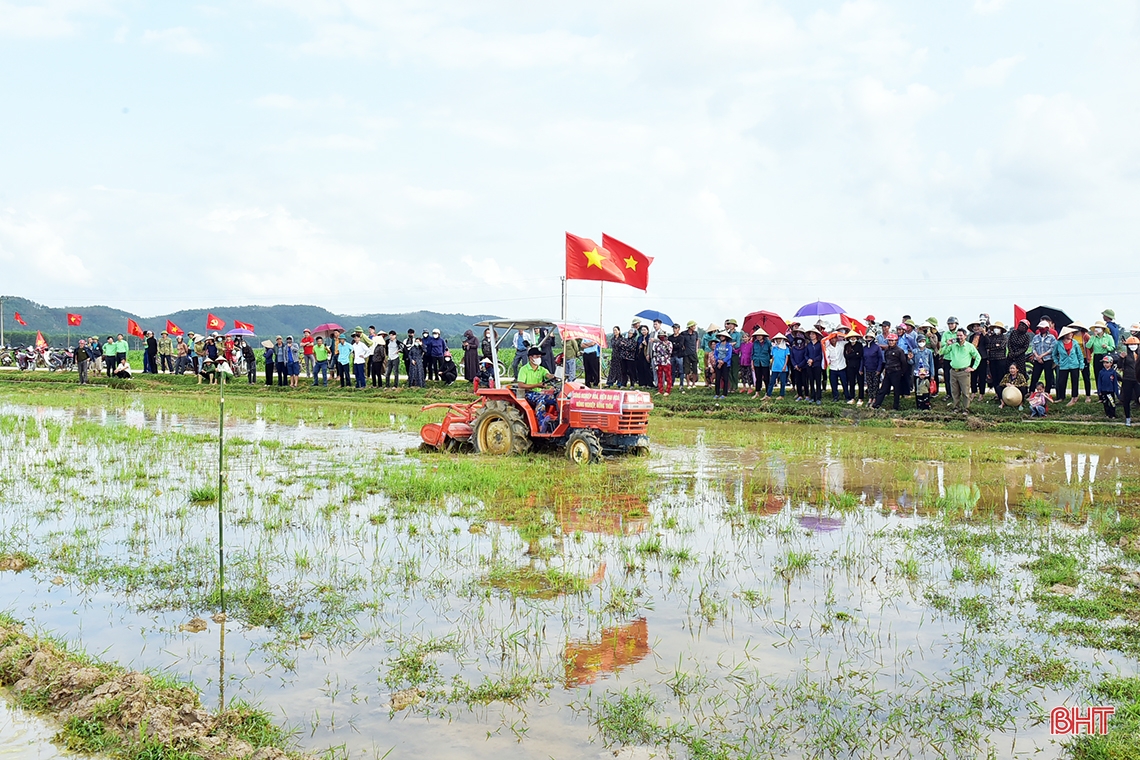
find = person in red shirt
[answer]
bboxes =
[301,329,315,378]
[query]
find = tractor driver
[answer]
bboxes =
[517,346,558,427]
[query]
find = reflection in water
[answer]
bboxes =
[564,618,650,688]
[797,514,844,533]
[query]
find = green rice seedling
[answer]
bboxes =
[188,485,218,504]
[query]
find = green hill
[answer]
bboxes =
[0,296,500,347]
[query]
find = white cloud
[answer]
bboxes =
[973,0,1013,15]
[141,26,211,55]
[963,54,1025,87]
[462,255,523,288]
[0,0,115,38]
[0,208,91,284]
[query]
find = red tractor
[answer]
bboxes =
[419,319,652,463]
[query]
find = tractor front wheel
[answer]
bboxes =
[565,430,603,464]
[472,400,532,457]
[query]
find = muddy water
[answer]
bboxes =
[0,699,68,759]
[1,402,1139,758]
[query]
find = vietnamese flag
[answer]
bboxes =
[233,320,254,332]
[127,318,145,339]
[601,234,653,291]
[565,233,626,285]
[165,320,183,336]
[206,313,225,331]
[67,313,83,327]
[840,314,867,336]
[34,331,48,349]
[1014,304,1027,327]
[13,312,26,326]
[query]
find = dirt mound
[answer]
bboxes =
[0,620,304,759]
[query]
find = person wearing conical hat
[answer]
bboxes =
[1029,321,1057,397]
[766,333,790,398]
[749,328,771,398]
[723,318,743,392]
[1088,321,1116,387]
[1052,325,1086,405]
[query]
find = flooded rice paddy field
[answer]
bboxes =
[1,395,1139,759]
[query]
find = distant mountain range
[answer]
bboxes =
[0,296,500,346]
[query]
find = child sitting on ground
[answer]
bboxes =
[476,358,495,390]
[1097,354,1121,419]
[1028,382,1054,418]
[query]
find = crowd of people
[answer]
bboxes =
[62,309,1140,425]
[593,309,1139,425]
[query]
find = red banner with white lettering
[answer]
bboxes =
[557,323,608,349]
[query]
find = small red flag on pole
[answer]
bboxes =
[166,320,184,336]
[127,318,145,339]
[34,331,48,349]
[206,313,226,331]
[13,312,27,326]
[233,320,254,332]
[67,313,83,326]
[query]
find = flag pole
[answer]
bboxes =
[561,276,567,322]
[599,282,604,330]
[1,296,5,348]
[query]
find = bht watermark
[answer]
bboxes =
[1050,706,1115,735]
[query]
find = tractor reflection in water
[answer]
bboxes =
[563,618,651,688]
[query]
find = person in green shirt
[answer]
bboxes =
[517,347,552,388]
[940,328,982,411]
[114,334,129,371]
[103,336,117,377]
[311,336,330,386]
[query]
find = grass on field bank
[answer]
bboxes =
[0,613,302,760]
[3,368,1138,438]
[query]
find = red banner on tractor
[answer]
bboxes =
[557,322,608,349]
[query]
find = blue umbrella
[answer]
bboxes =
[635,309,673,325]
[794,300,846,318]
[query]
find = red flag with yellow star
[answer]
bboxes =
[565,232,626,284]
[602,234,652,291]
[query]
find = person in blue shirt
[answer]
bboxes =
[766,333,791,398]
[1098,354,1121,419]
[711,333,734,399]
[510,329,529,379]
[1103,309,1121,346]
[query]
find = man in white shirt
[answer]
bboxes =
[351,334,370,388]
[825,333,849,402]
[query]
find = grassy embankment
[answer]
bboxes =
[2,368,1137,439]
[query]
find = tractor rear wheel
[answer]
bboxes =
[472,400,532,457]
[565,430,603,464]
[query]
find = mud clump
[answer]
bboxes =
[0,553,35,572]
[0,620,305,759]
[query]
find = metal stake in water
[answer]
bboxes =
[217,368,225,614]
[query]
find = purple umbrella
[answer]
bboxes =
[226,328,255,337]
[794,300,846,318]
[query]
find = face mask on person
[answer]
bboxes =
[1131,345,1138,352]
[1095,328,1104,335]
[530,355,541,365]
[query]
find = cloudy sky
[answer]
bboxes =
[2,0,1138,327]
